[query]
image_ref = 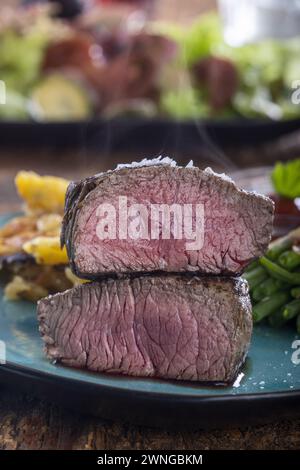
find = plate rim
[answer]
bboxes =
[1,359,300,402]
[1,116,300,127]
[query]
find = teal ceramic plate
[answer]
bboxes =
[0,212,299,429]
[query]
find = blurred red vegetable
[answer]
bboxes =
[193,56,238,111]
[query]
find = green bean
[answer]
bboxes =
[283,299,300,320]
[278,250,300,271]
[259,257,300,285]
[245,260,260,272]
[267,237,293,261]
[243,266,267,290]
[252,278,287,302]
[268,308,289,328]
[291,287,300,299]
[268,308,287,328]
[252,291,291,323]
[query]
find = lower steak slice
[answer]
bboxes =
[37,275,252,383]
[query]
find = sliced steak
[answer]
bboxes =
[37,275,252,383]
[62,160,274,278]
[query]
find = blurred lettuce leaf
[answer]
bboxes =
[181,13,224,66]
[160,87,209,119]
[229,40,285,87]
[233,88,283,119]
[0,89,29,120]
[231,39,300,119]
[153,13,224,67]
[0,30,48,93]
[272,160,300,199]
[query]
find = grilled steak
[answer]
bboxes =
[61,159,274,278]
[38,274,252,383]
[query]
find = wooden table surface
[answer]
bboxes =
[0,147,300,450]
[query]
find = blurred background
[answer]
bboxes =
[1,0,300,211]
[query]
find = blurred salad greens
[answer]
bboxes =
[272,159,300,199]
[0,31,47,93]
[0,7,66,120]
[0,7,300,122]
[0,32,48,120]
[155,13,300,120]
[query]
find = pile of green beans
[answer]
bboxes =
[243,234,300,333]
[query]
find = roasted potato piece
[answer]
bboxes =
[0,216,38,256]
[15,171,69,215]
[36,214,62,236]
[65,267,88,286]
[4,275,49,302]
[0,214,63,257]
[0,216,37,238]
[23,236,68,265]
[1,253,72,300]
[0,232,37,256]
[0,216,39,255]
[0,242,22,256]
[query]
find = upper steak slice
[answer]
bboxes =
[61,160,274,278]
[37,274,252,383]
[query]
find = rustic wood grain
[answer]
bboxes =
[0,389,299,450]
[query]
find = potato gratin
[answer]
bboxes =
[0,171,84,301]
